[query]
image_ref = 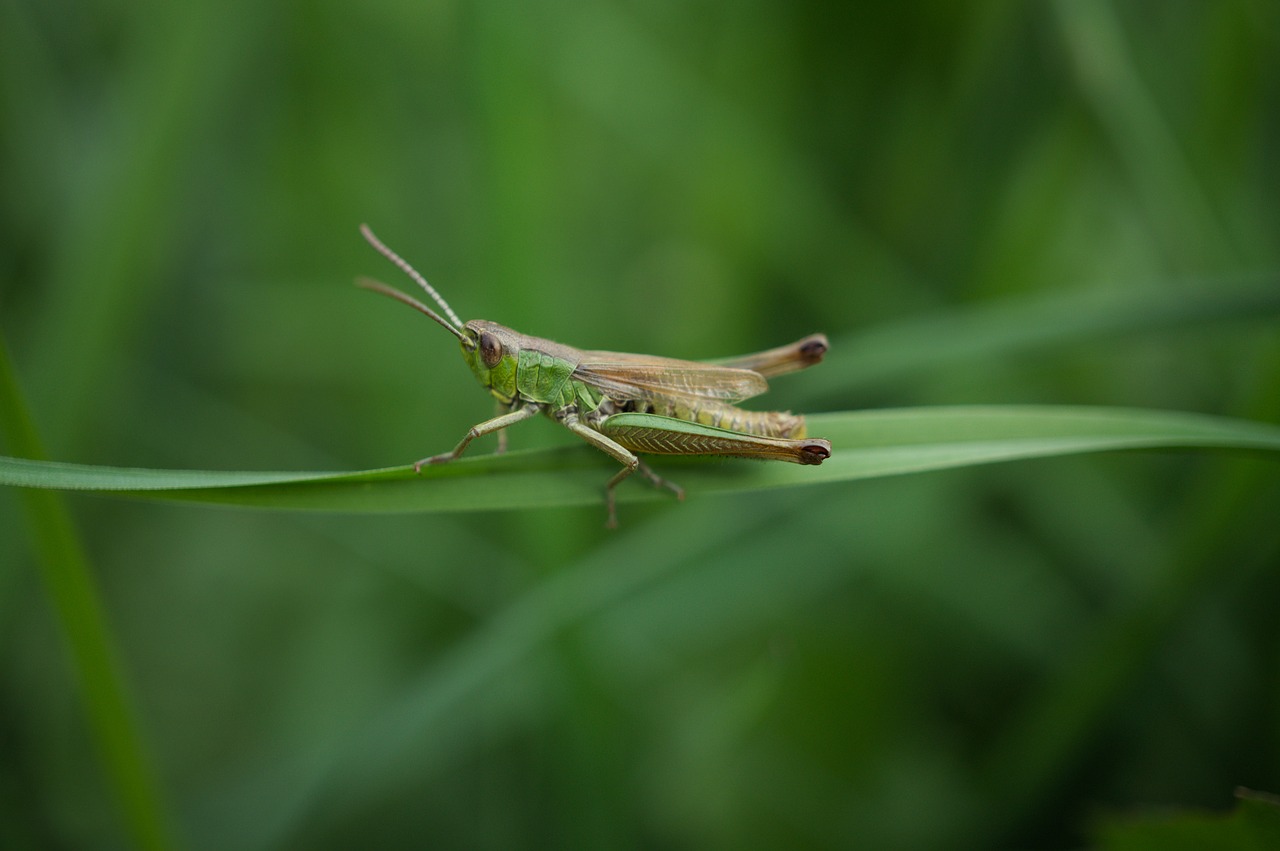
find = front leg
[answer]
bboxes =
[415,402,541,472]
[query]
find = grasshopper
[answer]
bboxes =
[358,224,831,527]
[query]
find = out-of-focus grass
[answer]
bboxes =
[0,338,177,850]
[2,2,1278,849]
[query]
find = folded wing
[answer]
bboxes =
[576,352,768,403]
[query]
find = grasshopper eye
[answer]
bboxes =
[479,332,502,368]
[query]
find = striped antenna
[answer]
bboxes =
[355,276,467,343]
[359,224,465,330]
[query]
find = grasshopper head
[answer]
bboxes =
[461,320,521,404]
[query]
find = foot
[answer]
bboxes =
[412,453,455,473]
[637,460,685,501]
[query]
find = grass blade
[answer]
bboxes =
[0,337,181,850]
[1,405,1277,514]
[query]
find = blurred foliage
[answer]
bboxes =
[1092,788,1280,851]
[2,1,1279,849]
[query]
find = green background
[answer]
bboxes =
[2,1,1279,848]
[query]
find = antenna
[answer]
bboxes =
[359,224,466,331]
[355,276,467,343]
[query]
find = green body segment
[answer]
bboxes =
[516,348,578,409]
[574,379,606,414]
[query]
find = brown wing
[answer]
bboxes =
[575,352,768,403]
